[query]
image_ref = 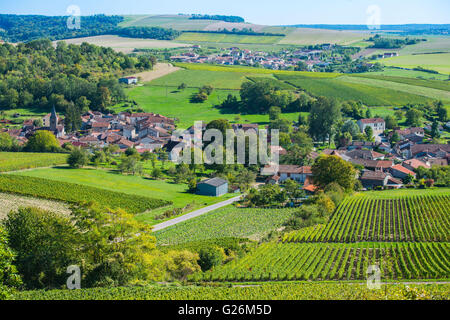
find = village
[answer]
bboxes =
[169,44,380,72]
[2,105,449,197]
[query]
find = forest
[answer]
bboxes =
[0,39,155,113]
[115,27,181,40]
[189,14,245,23]
[0,14,124,42]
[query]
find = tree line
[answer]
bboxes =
[0,39,155,130]
[0,14,123,43]
[189,14,245,23]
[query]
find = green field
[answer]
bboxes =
[174,62,342,78]
[0,174,169,214]
[398,36,450,55]
[176,32,283,44]
[350,74,450,92]
[275,74,434,105]
[360,67,450,80]
[279,28,368,46]
[119,15,215,31]
[12,282,449,300]
[0,152,68,172]
[10,167,235,224]
[340,76,450,102]
[155,206,297,245]
[149,69,272,89]
[117,84,300,129]
[380,53,450,75]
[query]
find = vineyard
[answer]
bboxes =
[0,152,68,172]
[0,174,171,214]
[284,195,450,243]
[155,207,297,245]
[274,74,433,106]
[12,282,450,300]
[187,192,450,283]
[193,242,450,282]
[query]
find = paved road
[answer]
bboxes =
[152,195,242,232]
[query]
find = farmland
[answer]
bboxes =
[155,207,297,245]
[283,194,450,242]
[9,167,236,223]
[339,76,450,102]
[0,152,68,172]
[0,192,70,220]
[379,53,450,75]
[57,35,191,54]
[12,282,449,300]
[275,74,434,105]
[0,174,170,214]
[194,242,449,282]
[177,32,283,44]
[182,190,450,283]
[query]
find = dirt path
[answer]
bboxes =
[132,63,180,83]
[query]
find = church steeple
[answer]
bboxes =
[50,105,58,131]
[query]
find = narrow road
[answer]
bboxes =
[152,195,242,232]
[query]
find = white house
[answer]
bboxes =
[357,118,385,141]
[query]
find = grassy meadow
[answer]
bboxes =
[11,167,236,224]
[116,84,300,129]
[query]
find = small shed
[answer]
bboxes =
[197,178,228,197]
[119,77,138,85]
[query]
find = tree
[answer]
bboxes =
[437,104,448,122]
[269,106,281,121]
[312,155,357,191]
[67,147,89,168]
[405,108,422,127]
[403,174,414,185]
[4,207,78,289]
[164,250,200,281]
[64,103,82,133]
[268,118,291,133]
[151,167,163,180]
[308,97,341,145]
[25,130,60,152]
[198,247,224,272]
[201,85,214,96]
[190,90,208,103]
[394,110,404,121]
[0,133,15,151]
[364,126,374,141]
[431,121,441,139]
[0,226,22,297]
[206,119,232,141]
[71,203,164,287]
[119,156,143,175]
[384,115,398,130]
[390,131,401,145]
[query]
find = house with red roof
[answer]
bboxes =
[390,164,416,180]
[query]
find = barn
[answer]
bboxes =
[196,178,228,197]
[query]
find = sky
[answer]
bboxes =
[0,0,449,25]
